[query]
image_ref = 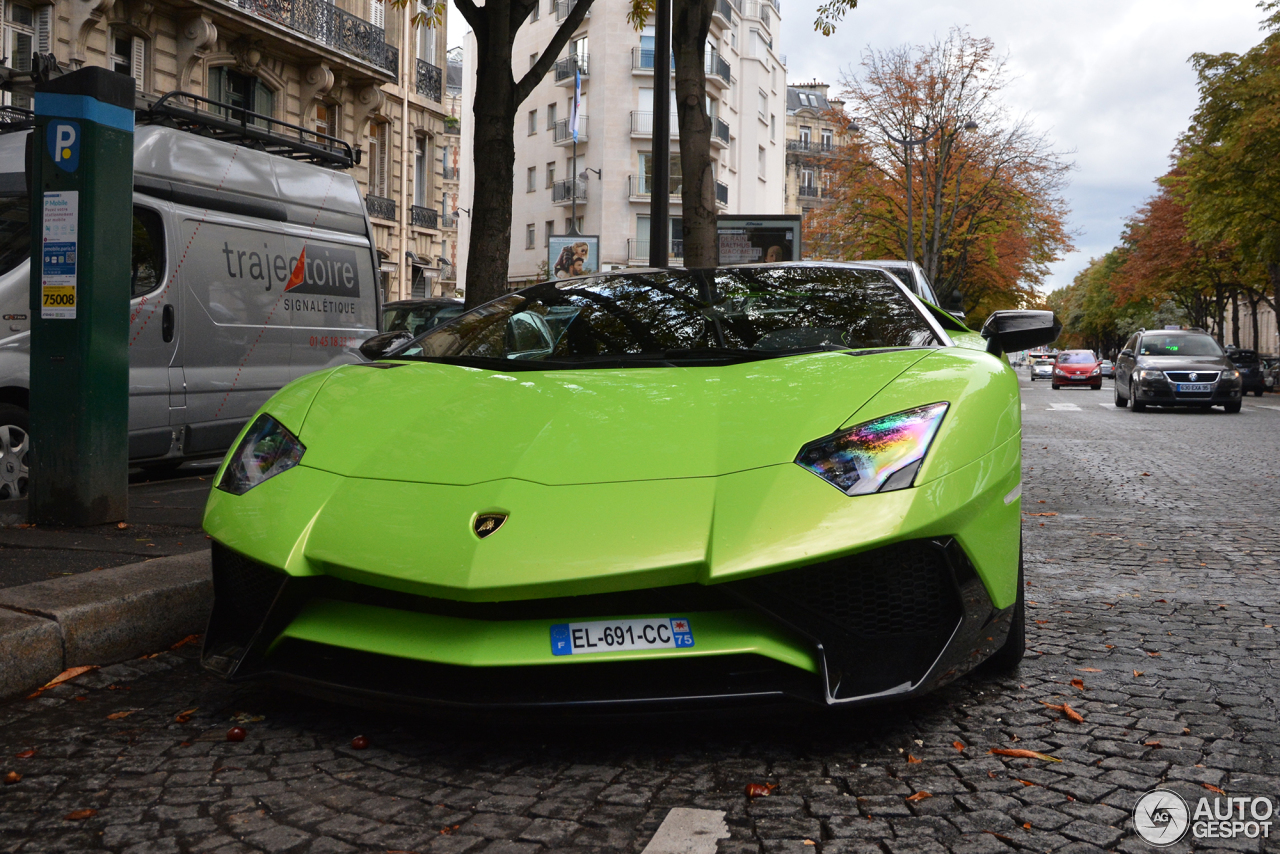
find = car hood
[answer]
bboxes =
[1136,355,1231,371]
[292,350,933,485]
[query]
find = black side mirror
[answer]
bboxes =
[359,330,412,361]
[1119,349,1133,358]
[980,310,1062,357]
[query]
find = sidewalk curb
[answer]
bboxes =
[0,550,212,701]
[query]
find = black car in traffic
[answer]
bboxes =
[1114,329,1243,413]
[1227,348,1268,397]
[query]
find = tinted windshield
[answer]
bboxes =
[1230,351,1259,365]
[384,304,464,336]
[0,190,29,275]
[395,266,940,369]
[1057,351,1095,364]
[1139,334,1222,357]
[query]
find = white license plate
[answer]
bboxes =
[550,617,694,656]
[1176,383,1212,393]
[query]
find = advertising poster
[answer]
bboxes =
[548,235,600,280]
[716,215,802,265]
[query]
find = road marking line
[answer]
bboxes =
[1099,403,1113,408]
[1048,402,1081,411]
[1257,405,1280,411]
[1021,403,1026,410]
[641,808,730,854]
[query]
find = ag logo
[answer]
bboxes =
[473,513,508,539]
[1134,789,1190,846]
[46,121,80,173]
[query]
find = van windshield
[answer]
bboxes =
[0,190,29,275]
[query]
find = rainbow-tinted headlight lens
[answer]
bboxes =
[795,402,949,496]
[217,414,305,495]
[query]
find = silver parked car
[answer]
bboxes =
[1030,358,1055,381]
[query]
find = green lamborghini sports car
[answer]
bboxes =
[202,263,1060,709]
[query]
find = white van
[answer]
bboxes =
[0,105,379,497]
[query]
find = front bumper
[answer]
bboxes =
[1052,372,1100,385]
[1134,377,1242,405]
[202,537,1014,710]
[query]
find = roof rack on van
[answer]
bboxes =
[139,91,358,169]
[0,106,33,132]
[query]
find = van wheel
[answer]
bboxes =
[0,404,30,500]
[1131,379,1146,412]
[1115,380,1128,408]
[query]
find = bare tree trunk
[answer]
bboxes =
[1249,292,1260,350]
[673,0,716,267]
[1230,288,1241,347]
[465,54,519,308]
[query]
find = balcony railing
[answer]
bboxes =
[629,174,683,198]
[552,116,588,144]
[713,116,730,145]
[798,185,823,198]
[787,139,835,152]
[705,51,730,85]
[439,260,457,281]
[629,111,678,136]
[628,238,684,261]
[554,0,589,20]
[712,0,734,25]
[552,177,587,203]
[715,180,728,206]
[416,59,442,101]
[442,164,459,180]
[441,213,458,229]
[554,54,589,83]
[229,0,398,78]
[742,0,771,27]
[365,193,396,220]
[631,47,674,72]
[411,205,438,228]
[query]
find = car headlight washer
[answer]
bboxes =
[795,402,949,496]
[217,413,306,496]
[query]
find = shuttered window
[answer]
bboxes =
[370,0,384,29]
[111,32,145,90]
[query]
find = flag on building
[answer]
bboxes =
[571,66,581,143]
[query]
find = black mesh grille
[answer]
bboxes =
[749,540,960,637]
[209,542,287,644]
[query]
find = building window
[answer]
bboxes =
[208,67,273,127]
[110,31,145,90]
[821,127,833,149]
[370,0,385,29]
[546,161,556,187]
[799,125,811,145]
[801,168,813,187]
[414,136,431,207]
[526,224,536,249]
[3,2,34,108]
[758,145,766,178]
[527,166,537,192]
[544,220,554,246]
[530,52,538,68]
[417,3,437,64]
[638,151,681,194]
[369,121,389,197]
[316,102,333,138]
[528,109,537,135]
[547,102,557,129]
[770,114,776,140]
[530,0,539,21]
[757,89,768,119]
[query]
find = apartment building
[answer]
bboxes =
[784,81,844,237]
[456,0,787,286]
[2,0,450,299]
[435,45,462,295]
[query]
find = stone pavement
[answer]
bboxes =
[0,375,1276,854]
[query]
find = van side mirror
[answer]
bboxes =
[359,330,412,361]
[1119,349,1133,358]
[980,310,1061,357]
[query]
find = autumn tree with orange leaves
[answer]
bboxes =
[807,29,1074,325]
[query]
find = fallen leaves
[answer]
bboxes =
[1140,472,1151,476]
[1077,667,1102,673]
[1024,512,1058,517]
[116,522,129,529]
[905,791,932,802]
[170,635,201,650]
[990,748,1062,763]
[745,783,776,797]
[230,712,264,725]
[1144,741,1162,748]
[14,749,35,760]
[1040,701,1085,723]
[1203,783,1226,795]
[64,809,97,821]
[1070,678,1085,691]
[26,665,99,699]
[105,710,138,721]
[173,709,197,724]
[3,772,20,784]
[1134,670,1145,677]
[1016,779,1038,787]
[906,755,921,764]
[952,741,966,752]
[1148,651,1161,657]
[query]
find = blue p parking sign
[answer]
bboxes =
[46,121,80,172]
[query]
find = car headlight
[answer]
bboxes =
[1222,369,1240,381]
[217,414,306,495]
[1090,367,1100,376]
[796,402,949,496]
[1138,369,1164,380]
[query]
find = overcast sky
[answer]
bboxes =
[450,1,1267,292]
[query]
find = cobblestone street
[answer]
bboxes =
[2,375,1277,854]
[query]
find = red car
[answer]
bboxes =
[1053,350,1103,389]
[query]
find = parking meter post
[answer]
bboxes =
[28,68,135,525]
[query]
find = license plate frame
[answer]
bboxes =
[550,617,694,656]
[1176,383,1212,393]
